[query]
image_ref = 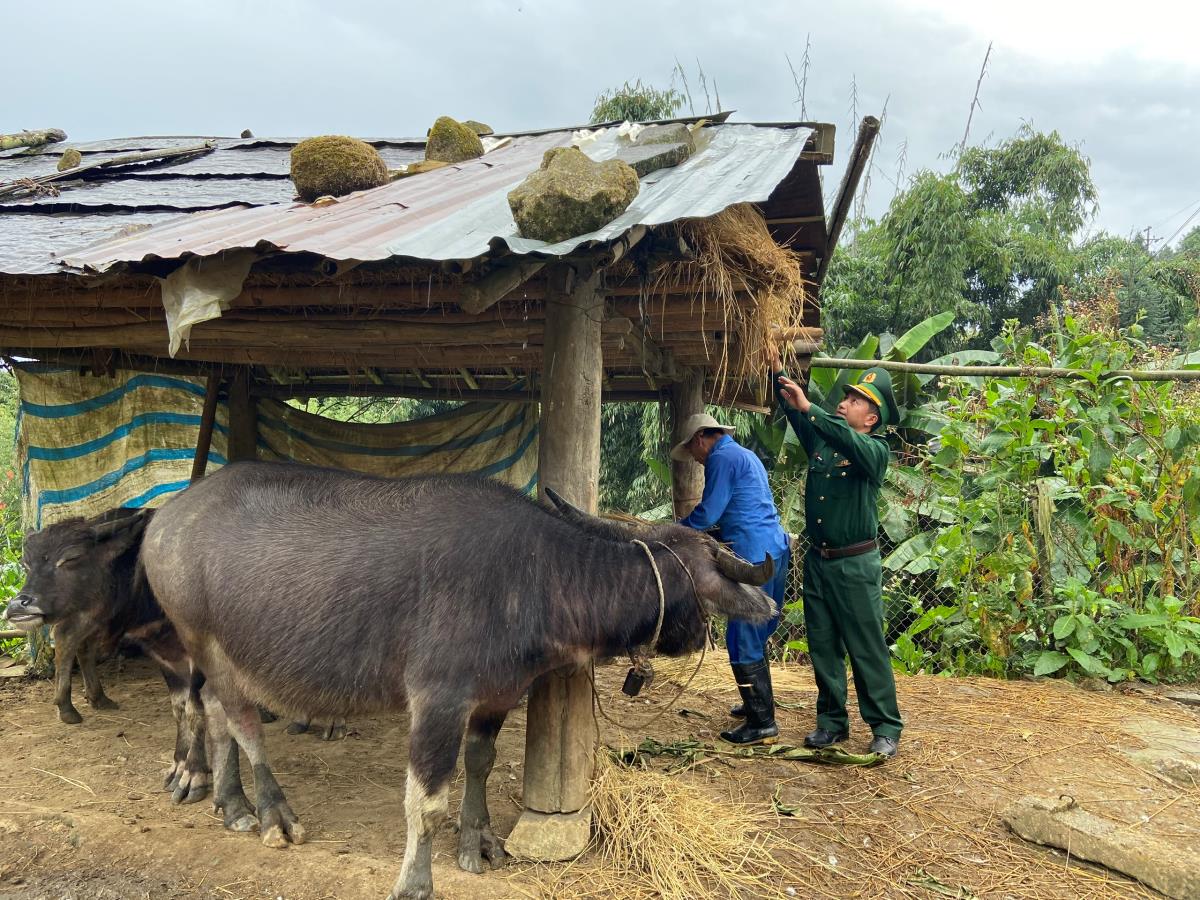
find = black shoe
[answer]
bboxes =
[868,735,898,758]
[719,659,778,746]
[803,727,849,749]
[729,703,746,719]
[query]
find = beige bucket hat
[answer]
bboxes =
[670,412,736,462]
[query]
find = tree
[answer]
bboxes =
[589,79,683,125]
[823,126,1100,356]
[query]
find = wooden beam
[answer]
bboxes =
[190,373,223,482]
[0,142,217,200]
[507,264,601,862]
[817,115,880,286]
[0,316,636,354]
[225,368,257,462]
[459,261,546,314]
[669,368,706,519]
[251,382,664,403]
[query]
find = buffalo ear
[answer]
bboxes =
[90,508,152,551]
[542,487,634,540]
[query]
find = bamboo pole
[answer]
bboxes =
[802,355,1200,382]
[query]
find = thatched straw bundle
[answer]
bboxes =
[656,203,810,398]
[585,755,798,899]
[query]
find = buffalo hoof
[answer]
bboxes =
[259,804,305,849]
[387,885,432,900]
[58,705,83,725]
[458,827,506,874]
[215,796,259,833]
[285,720,310,736]
[319,720,347,741]
[257,706,279,724]
[169,765,211,805]
[89,694,120,710]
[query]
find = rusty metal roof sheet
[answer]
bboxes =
[0,123,818,276]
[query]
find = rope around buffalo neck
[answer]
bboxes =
[631,539,666,651]
[588,540,709,737]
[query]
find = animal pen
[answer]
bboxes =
[0,115,865,861]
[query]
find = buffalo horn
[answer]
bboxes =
[715,548,775,586]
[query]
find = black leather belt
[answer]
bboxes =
[816,539,877,560]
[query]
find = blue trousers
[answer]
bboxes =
[725,546,791,665]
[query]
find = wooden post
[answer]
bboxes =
[505,264,602,861]
[669,368,705,519]
[190,373,223,481]
[225,367,258,462]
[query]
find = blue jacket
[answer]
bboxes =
[679,435,788,564]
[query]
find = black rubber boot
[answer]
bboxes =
[719,659,779,745]
[729,661,774,719]
[803,727,849,748]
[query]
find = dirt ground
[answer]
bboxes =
[2,653,1199,900]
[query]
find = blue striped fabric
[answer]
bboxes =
[16,365,540,529]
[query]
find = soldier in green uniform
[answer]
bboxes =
[768,345,904,758]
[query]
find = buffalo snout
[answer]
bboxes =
[5,592,46,630]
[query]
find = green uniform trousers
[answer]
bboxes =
[803,548,903,740]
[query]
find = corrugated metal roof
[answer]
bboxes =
[0,122,818,276]
[63,124,814,272]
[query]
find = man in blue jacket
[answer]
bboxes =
[672,413,790,745]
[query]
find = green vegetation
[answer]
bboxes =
[589,80,683,125]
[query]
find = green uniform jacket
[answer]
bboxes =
[772,371,889,549]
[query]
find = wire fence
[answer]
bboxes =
[768,465,929,663]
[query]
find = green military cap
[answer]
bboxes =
[844,367,899,430]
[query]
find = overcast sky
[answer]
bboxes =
[7,0,1198,245]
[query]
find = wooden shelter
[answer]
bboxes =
[0,114,876,857]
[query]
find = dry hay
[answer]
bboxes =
[509,755,801,900]
[289,135,389,202]
[654,203,810,399]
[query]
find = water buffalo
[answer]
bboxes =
[6,508,210,804]
[140,460,774,900]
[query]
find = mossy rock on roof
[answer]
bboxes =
[508,147,640,244]
[57,148,82,172]
[426,117,485,163]
[462,120,494,136]
[290,135,390,202]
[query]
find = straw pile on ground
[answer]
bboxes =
[509,755,800,899]
[655,203,810,397]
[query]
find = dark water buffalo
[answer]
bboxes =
[140,461,774,900]
[6,508,210,804]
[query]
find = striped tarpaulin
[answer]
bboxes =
[15,365,538,529]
